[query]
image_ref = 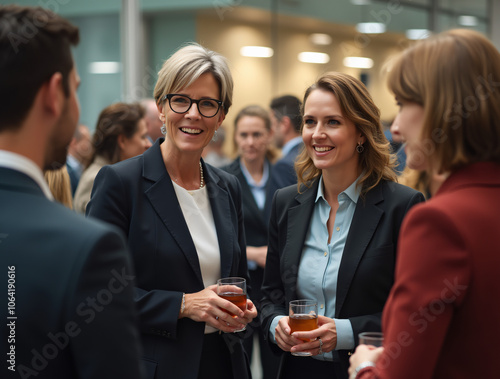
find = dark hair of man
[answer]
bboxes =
[0,5,79,131]
[89,103,145,166]
[270,95,302,133]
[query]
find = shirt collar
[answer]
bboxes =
[0,150,54,200]
[239,159,269,189]
[315,174,362,204]
[282,136,303,156]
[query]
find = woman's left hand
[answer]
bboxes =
[348,345,383,377]
[289,315,338,356]
[242,299,258,324]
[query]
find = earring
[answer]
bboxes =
[212,129,218,142]
[161,124,167,135]
[356,141,364,153]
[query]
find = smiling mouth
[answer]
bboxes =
[314,146,333,152]
[181,127,202,135]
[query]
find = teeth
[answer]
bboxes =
[181,128,201,134]
[314,146,333,152]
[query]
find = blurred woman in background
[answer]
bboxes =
[73,102,151,213]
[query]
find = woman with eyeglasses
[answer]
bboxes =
[87,43,257,379]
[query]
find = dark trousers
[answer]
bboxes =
[199,332,233,379]
[279,354,337,379]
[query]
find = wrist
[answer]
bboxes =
[353,361,376,378]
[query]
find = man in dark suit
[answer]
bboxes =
[269,95,304,188]
[0,5,143,378]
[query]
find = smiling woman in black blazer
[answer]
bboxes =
[87,43,257,379]
[260,72,424,379]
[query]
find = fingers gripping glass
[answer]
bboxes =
[162,94,222,118]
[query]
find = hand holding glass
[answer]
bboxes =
[217,277,247,332]
[289,299,318,356]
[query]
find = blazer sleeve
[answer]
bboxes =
[68,226,143,379]
[87,165,184,339]
[260,188,289,354]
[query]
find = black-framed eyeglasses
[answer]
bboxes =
[161,94,222,118]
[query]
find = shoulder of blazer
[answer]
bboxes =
[220,158,240,176]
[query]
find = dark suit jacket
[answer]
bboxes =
[372,162,500,379]
[260,179,424,379]
[222,157,279,247]
[271,142,303,189]
[87,138,251,379]
[0,167,142,379]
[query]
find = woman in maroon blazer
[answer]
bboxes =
[349,29,500,379]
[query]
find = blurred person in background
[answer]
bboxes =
[74,102,151,213]
[141,98,164,143]
[269,95,303,188]
[222,105,281,379]
[44,165,74,209]
[66,123,91,194]
[349,29,500,379]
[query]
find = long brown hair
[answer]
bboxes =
[295,72,396,195]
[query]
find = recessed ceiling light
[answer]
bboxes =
[458,15,478,26]
[240,46,274,58]
[405,29,432,40]
[343,57,374,69]
[310,33,332,46]
[298,52,330,64]
[356,22,386,34]
[88,62,121,74]
[350,0,372,5]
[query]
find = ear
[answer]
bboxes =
[42,72,64,118]
[358,133,367,145]
[156,102,166,123]
[281,116,292,133]
[117,133,127,151]
[217,110,226,127]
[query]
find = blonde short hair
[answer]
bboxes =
[386,29,500,173]
[296,72,396,195]
[154,43,233,115]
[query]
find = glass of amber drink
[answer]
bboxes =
[289,299,318,356]
[217,277,247,331]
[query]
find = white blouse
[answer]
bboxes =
[172,181,221,333]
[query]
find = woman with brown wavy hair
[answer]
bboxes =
[260,72,424,379]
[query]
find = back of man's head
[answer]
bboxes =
[0,5,79,131]
[270,95,302,134]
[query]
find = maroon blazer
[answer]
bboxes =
[366,162,500,379]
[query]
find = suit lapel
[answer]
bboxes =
[284,181,318,299]
[143,141,204,286]
[335,183,384,315]
[204,163,234,278]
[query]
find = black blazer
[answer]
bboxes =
[0,168,142,379]
[270,142,304,188]
[221,157,279,247]
[87,139,251,379]
[260,179,424,379]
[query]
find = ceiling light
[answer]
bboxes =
[310,33,332,46]
[240,46,274,58]
[405,29,431,40]
[350,0,372,4]
[356,22,386,34]
[343,57,374,69]
[458,15,478,26]
[298,52,330,64]
[88,61,121,74]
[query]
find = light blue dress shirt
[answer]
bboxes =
[270,174,361,361]
[281,136,303,157]
[240,159,270,270]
